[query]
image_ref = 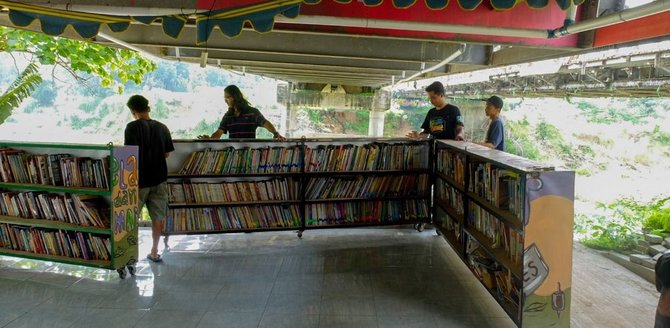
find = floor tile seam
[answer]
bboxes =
[0,299,45,328]
[256,255,289,328]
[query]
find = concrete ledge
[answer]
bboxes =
[602,251,655,284]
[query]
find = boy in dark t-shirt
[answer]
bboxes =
[124,95,175,263]
[407,81,464,140]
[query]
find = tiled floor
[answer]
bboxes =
[1,226,656,328]
[0,227,515,328]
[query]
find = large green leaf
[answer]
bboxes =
[0,62,42,124]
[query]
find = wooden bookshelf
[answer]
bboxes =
[304,220,421,229]
[168,200,301,207]
[467,191,522,231]
[436,172,465,193]
[168,172,302,178]
[464,228,522,278]
[0,182,109,196]
[434,198,464,223]
[0,215,112,235]
[164,139,432,239]
[303,169,431,176]
[305,195,428,203]
[434,140,575,328]
[0,141,139,279]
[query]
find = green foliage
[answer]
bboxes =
[575,168,592,176]
[145,62,189,92]
[30,81,57,106]
[576,197,670,251]
[645,125,670,148]
[173,119,219,139]
[205,70,229,87]
[641,197,670,232]
[535,121,563,142]
[305,109,322,126]
[0,26,156,92]
[505,118,542,160]
[575,99,658,125]
[633,153,652,166]
[152,99,170,120]
[0,62,42,124]
[346,111,369,135]
[69,115,97,130]
[0,25,155,123]
[78,98,103,114]
[384,111,427,137]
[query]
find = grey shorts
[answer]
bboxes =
[139,182,168,221]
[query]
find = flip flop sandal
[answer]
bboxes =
[146,254,163,262]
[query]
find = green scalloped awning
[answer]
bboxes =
[0,0,301,43]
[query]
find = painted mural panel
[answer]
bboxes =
[111,145,139,269]
[522,171,575,327]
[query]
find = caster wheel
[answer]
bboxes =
[117,268,127,279]
[416,223,425,232]
[297,231,303,238]
[127,265,136,276]
[436,228,443,236]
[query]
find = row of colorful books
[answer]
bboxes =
[176,143,430,175]
[305,200,429,225]
[167,178,299,203]
[0,191,108,228]
[0,223,111,261]
[437,149,465,186]
[436,179,464,215]
[178,146,302,175]
[165,205,301,232]
[468,162,523,221]
[468,203,523,265]
[305,174,429,200]
[305,143,429,172]
[0,149,109,189]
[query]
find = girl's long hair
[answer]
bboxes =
[224,85,250,116]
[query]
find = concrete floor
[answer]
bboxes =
[0,227,659,328]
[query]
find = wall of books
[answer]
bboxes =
[0,142,138,278]
[164,139,431,236]
[434,140,574,328]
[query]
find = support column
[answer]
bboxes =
[368,89,390,137]
[284,82,298,138]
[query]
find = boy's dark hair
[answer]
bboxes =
[127,95,150,113]
[425,81,446,96]
[486,95,504,110]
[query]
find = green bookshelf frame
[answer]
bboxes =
[0,142,138,278]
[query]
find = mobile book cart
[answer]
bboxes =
[162,137,432,246]
[0,141,139,279]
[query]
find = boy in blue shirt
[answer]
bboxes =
[477,95,505,151]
